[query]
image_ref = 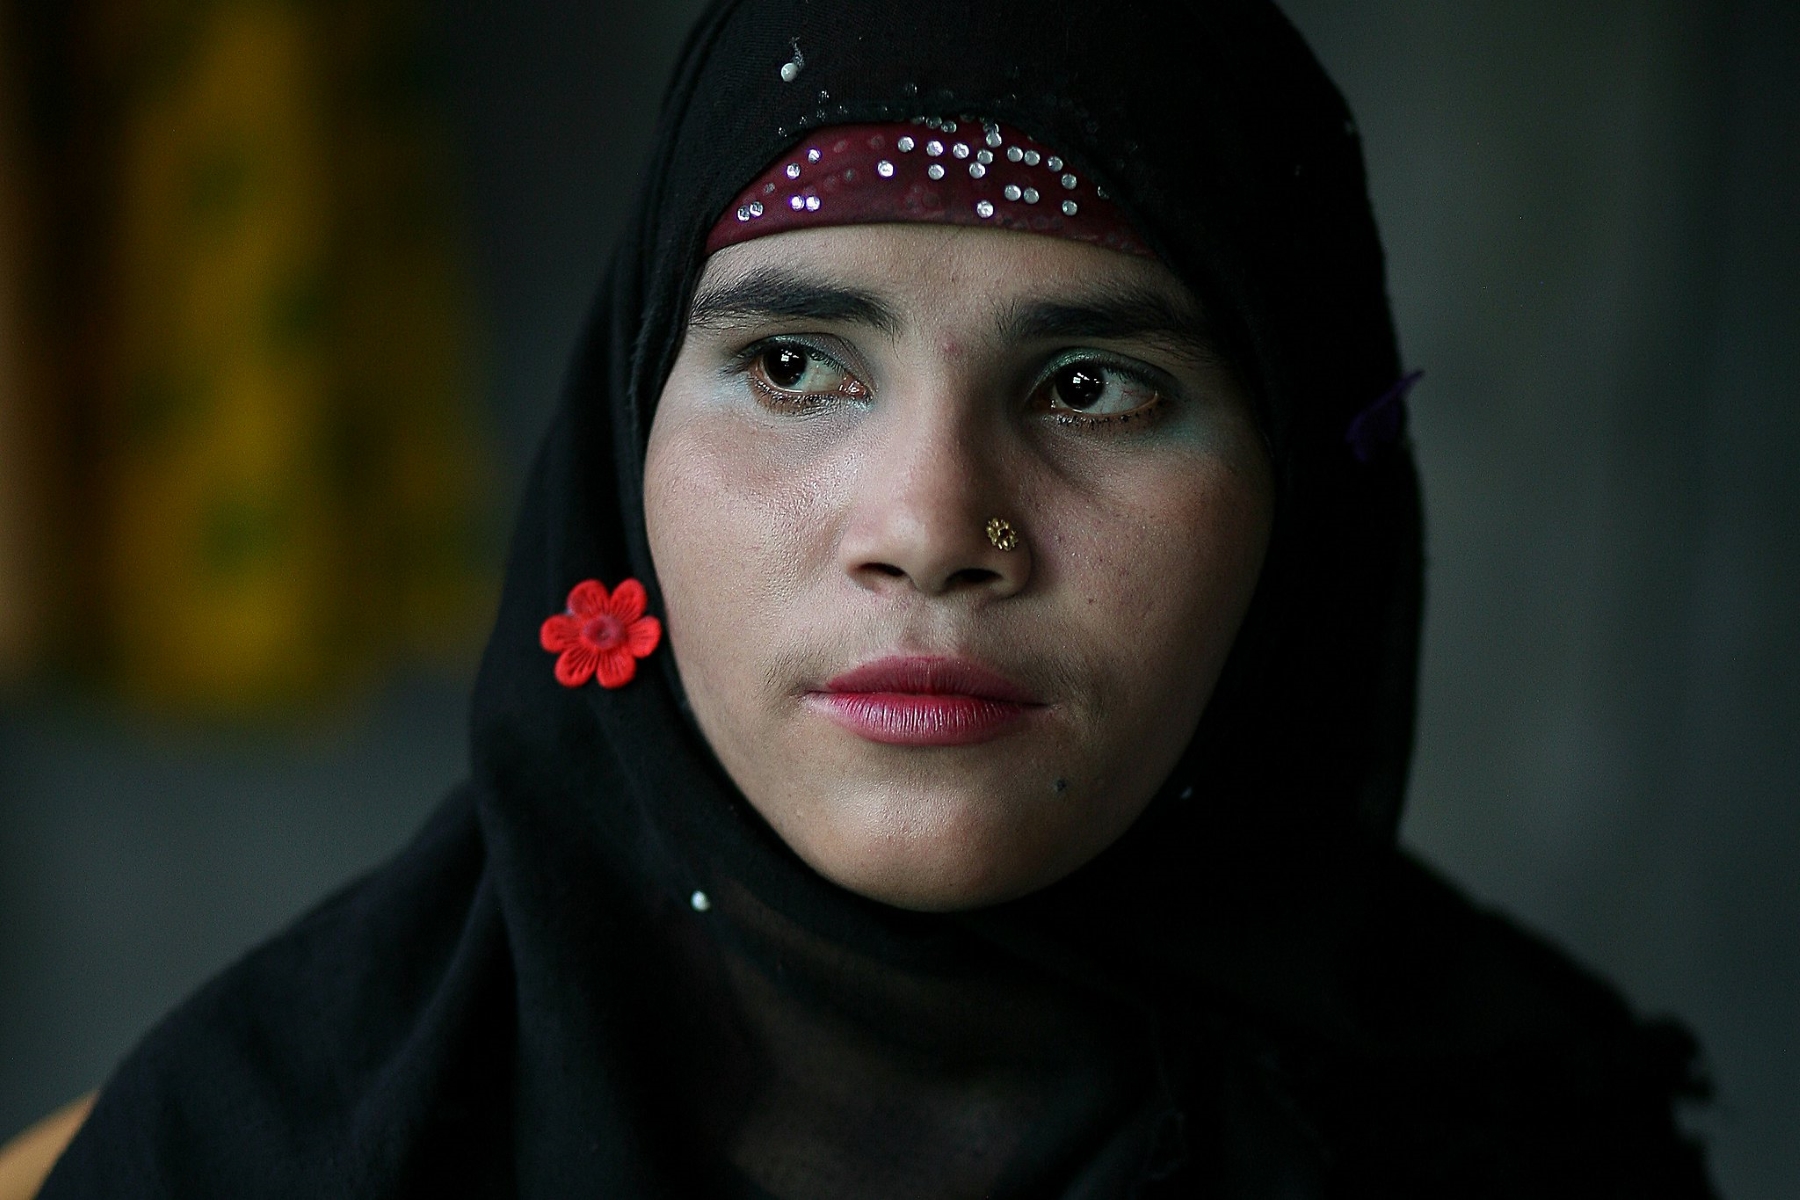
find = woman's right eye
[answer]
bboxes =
[747,343,867,402]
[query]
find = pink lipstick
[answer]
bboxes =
[807,656,1043,746]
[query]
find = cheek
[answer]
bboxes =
[643,403,839,704]
[1046,454,1271,721]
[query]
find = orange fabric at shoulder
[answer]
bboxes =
[0,1094,95,1200]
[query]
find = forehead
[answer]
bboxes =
[692,224,1196,329]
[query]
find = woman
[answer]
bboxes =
[16,0,1716,1194]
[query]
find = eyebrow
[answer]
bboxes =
[685,264,1222,365]
[996,287,1224,367]
[686,267,902,337]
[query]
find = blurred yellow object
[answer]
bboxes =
[91,0,490,713]
[103,1,343,706]
[0,1093,92,1200]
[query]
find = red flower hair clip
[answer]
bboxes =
[540,578,662,689]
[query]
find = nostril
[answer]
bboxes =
[866,562,907,578]
[947,567,1000,588]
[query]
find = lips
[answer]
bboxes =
[806,655,1044,746]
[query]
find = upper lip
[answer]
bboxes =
[819,655,1043,705]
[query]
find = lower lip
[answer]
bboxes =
[805,692,1036,746]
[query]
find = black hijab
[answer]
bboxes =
[43,1,1715,1195]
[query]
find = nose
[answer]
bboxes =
[837,398,1032,600]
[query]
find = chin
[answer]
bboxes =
[776,778,1102,913]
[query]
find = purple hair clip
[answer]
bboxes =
[1345,369,1422,463]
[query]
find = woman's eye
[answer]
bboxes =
[750,344,865,398]
[1037,360,1163,421]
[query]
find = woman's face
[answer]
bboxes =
[645,224,1272,911]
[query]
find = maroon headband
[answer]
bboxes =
[705,119,1153,258]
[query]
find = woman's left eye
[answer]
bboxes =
[1033,359,1164,423]
[747,343,867,400]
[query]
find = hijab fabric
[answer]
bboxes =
[43,1,1715,1195]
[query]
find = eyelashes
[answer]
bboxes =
[731,338,868,415]
[726,336,1174,432]
[1028,351,1171,429]
[1045,401,1166,430]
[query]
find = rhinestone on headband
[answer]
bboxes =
[704,120,1152,258]
[779,39,805,83]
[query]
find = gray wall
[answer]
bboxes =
[1283,3,1799,1192]
[1,2,1793,1195]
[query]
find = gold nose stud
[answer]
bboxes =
[985,517,1021,552]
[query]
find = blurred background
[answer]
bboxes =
[0,0,1792,1194]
